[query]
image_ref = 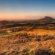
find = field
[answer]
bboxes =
[0,17,55,55]
[0,26,55,55]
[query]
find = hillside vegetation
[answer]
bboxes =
[0,16,55,55]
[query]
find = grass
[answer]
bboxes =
[0,27,55,55]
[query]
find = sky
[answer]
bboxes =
[0,0,55,20]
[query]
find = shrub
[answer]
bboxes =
[22,48,30,55]
[35,48,53,55]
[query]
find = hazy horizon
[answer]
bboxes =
[0,0,55,20]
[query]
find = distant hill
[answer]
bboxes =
[0,16,55,28]
[37,16,55,24]
[21,16,55,25]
